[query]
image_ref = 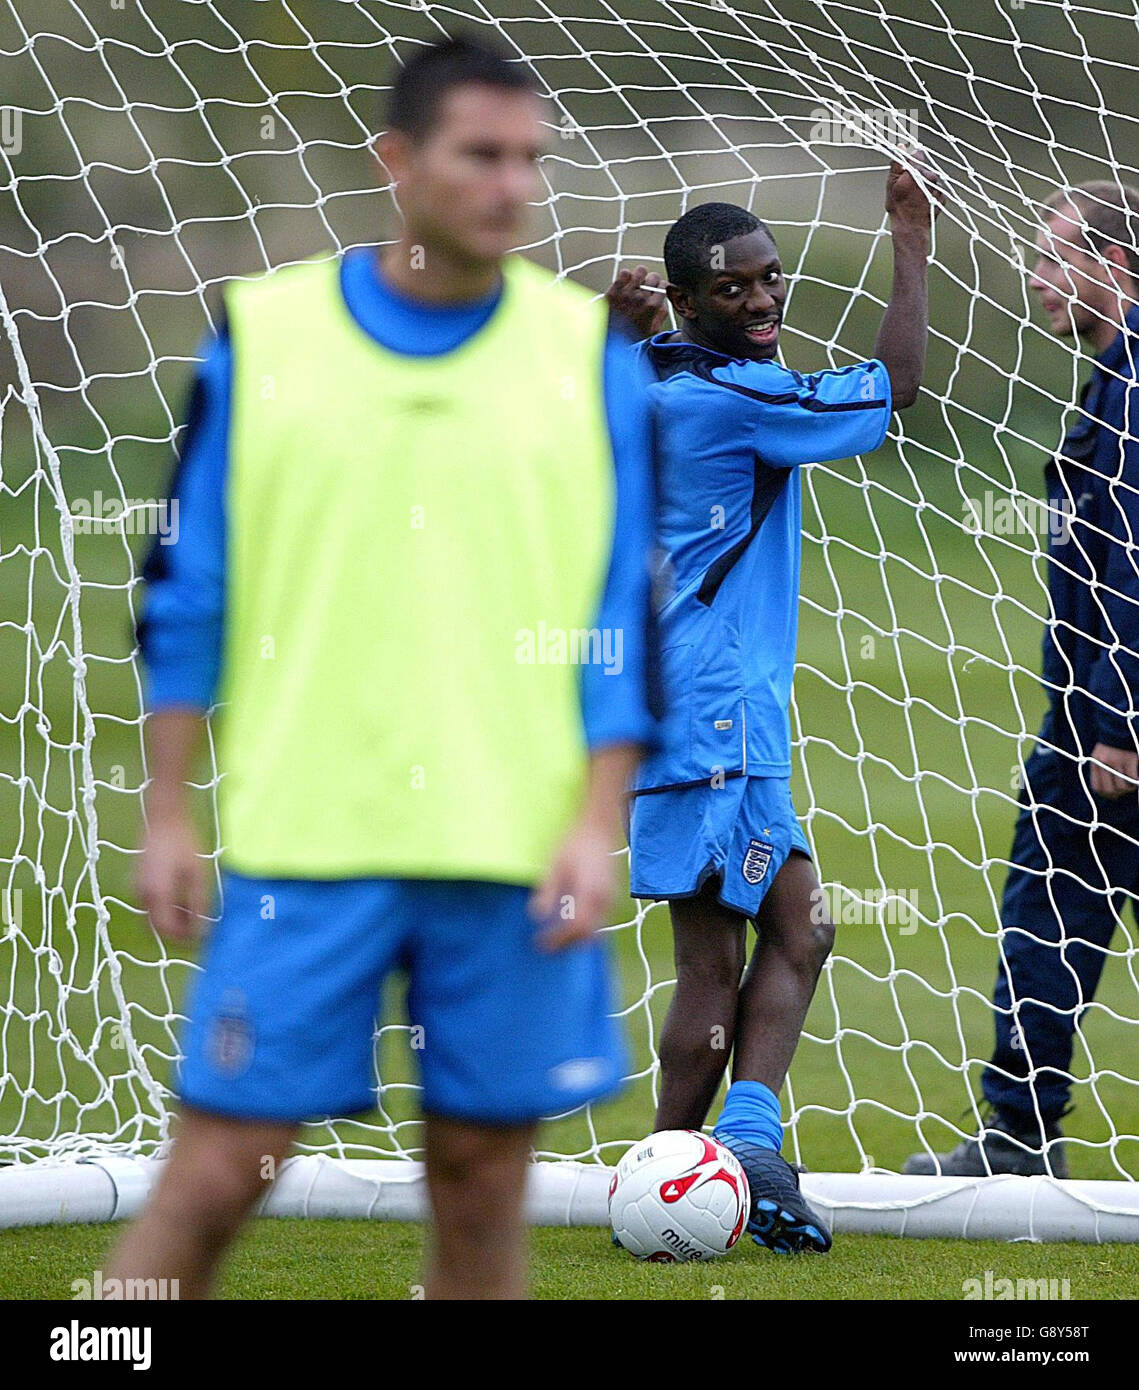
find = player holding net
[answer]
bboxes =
[608,159,940,1252]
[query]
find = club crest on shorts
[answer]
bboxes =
[209,994,254,1076]
[742,838,774,886]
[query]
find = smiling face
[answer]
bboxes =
[1029,205,1124,344]
[667,227,787,361]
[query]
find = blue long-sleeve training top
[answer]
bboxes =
[1040,304,1139,775]
[628,332,892,794]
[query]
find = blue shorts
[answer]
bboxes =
[628,775,811,919]
[178,875,627,1126]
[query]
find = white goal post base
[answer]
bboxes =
[3,1157,1138,1244]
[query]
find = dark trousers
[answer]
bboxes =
[982,744,1139,1127]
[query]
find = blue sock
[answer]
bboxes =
[713,1080,783,1153]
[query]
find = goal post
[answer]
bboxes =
[2,0,1139,1242]
[5,1156,1139,1244]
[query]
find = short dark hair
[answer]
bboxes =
[385,34,539,140]
[664,203,775,290]
[1044,181,1139,281]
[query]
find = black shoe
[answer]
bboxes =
[715,1133,832,1253]
[903,1109,1068,1178]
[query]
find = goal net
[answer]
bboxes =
[2,0,1138,1237]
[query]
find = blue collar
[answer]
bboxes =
[1095,303,1139,375]
[647,330,752,366]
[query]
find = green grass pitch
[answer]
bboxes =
[4,1220,1139,1301]
[2,362,1138,1297]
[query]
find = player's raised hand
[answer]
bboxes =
[136,816,211,942]
[529,820,617,951]
[885,149,943,231]
[606,265,669,340]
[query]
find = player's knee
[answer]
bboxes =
[675,949,744,995]
[673,922,746,993]
[429,1130,528,1234]
[807,916,835,970]
[671,889,747,992]
[155,1145,270,1239]
[430,1126,527,1192]
[190,1168,262,1232]
[779,915,834,979]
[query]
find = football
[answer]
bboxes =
[608,1129,750,1261]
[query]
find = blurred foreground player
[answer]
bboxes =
[109,35,660,1300]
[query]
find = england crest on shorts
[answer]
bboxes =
[742,838,774,886]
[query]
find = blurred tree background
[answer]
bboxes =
[1,0,1133,477]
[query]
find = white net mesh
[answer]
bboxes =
[2,0,1138,1186]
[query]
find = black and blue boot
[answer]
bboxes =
[715,1132,832,1253]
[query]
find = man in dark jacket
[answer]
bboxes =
[906,181,1139,1179]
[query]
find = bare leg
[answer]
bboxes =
[106,1106,297,1300]
[653,879,748,1131]
[422,1113,537,1300]
[732,852,834,1092]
